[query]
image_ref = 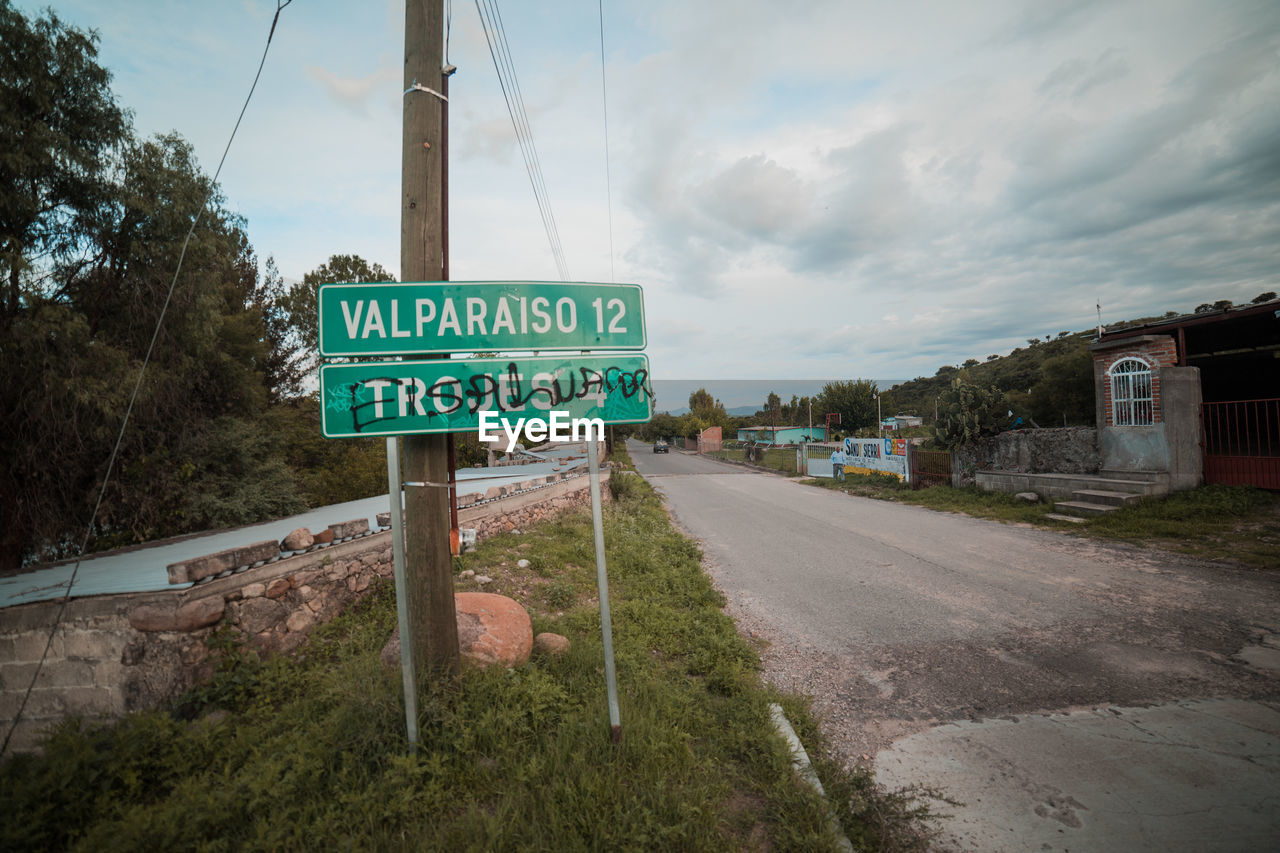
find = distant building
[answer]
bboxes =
[736,425,826,445]
[881,415,923,431]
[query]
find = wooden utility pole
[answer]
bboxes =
[401,0,459,673]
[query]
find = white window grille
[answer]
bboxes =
[1110,358,1154,426]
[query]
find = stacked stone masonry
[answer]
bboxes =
[951,427,1100,487]
[1,468,608,756]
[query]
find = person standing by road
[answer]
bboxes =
[830,447,846,481]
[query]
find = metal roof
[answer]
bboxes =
[1,442,594,609]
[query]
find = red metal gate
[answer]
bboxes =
[910,448,951,489]
[1201,398,1280,489]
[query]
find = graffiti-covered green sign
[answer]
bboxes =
[319,355,653,439]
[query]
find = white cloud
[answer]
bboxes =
[29,0,1280,381]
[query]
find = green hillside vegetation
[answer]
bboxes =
[879,331,1096,430]
[881,291,1274,431]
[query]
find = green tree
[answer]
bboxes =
[642,412,680,441]
[1029,349,1095,426]
[0,4,132,571]
[765,392,781,421]
[75,133,304,550]
[688,388,716,413]
[283,253,394,355]
[687,387,733,435]
[934,380,1012,448]
[816,379,879,433]
[1,115,306,567]
[251,256,308,402]
[0,2,129,323]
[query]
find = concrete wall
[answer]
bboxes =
[1,470,608,756]
[952,427,1099,487]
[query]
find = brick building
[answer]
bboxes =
[1092,297,1280,490]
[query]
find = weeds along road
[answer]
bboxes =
[627,439,1280,853]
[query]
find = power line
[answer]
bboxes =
[479,0,569,279]
[597,0,615,283]
[473,0,570,280]
[2,0,294,757]
[489,0,569,278]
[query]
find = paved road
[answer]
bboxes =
[628,440,1280,852]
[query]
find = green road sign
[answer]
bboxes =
[320,354,653,438]
[318,281,646,357]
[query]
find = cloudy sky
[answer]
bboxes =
[24,0,1280,381]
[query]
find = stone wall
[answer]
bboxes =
[1,469,608,756]
[951,427,1099,487]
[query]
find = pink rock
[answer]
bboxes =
[456,592,532,667]
[380,593,533,670]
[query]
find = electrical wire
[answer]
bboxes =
[1,0,293,757]
[473,0,570,280]
[488,0,569,278]
[597,0,615,283]
[479,0,569,279]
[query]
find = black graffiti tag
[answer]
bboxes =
[343,363,652,433]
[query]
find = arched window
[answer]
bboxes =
[1110,358,1153,426]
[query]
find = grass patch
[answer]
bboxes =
[1083,484,1279,566]
[2,449,933,851]
[706,447,801,476]
[808,476,1279,569]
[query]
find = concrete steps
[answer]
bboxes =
[1045,513,1088,524]
[1052,487,1147,521]
[1072,489,1144,508]
[977,470,1168,500]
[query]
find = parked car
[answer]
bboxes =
[653,439,669,453]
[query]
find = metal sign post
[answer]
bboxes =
[385,436,419,748]
[586,440,622,743]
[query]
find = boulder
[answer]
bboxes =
[129,603,179,632]
[1015,492,1042,504]
[456,592,532,666]
[175,596,225,631]
[265,578,291,599]
[282,527,314,551]
[380,592,533,669]
[533,632,570,658]
[237,597,286,635]
[128,596,224,632]
[313,528,335,545]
